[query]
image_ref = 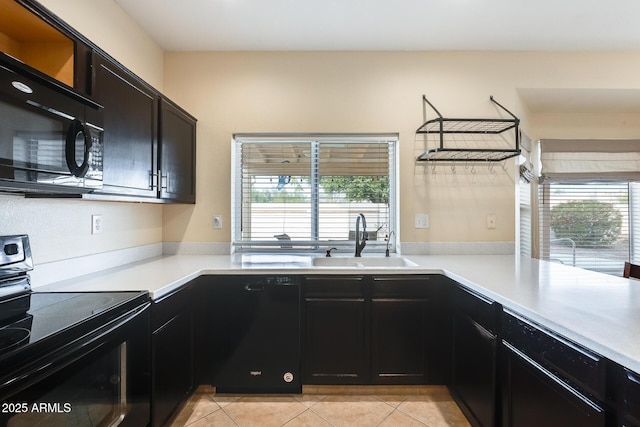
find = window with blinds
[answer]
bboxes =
[232,134,397,252]
[535,138,640,276]
[539,182,635,275]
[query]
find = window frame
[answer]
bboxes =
[231,133,399,253]
[537,180,638,276]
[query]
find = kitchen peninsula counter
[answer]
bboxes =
[35,253,640,375]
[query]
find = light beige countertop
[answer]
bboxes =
[36,253,640,375]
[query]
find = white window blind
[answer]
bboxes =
[539,182,630,275]
[540,139,640,182]
[232,134,397,251]
[519,181,531,257]
[535,139,640,276]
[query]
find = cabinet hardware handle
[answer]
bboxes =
[149,171,158,190]
[161,172,169,191]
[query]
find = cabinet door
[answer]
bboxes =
[304,298,367,384]
[452,313,497,427]
[152,311,193,427]
[159,98,196,203]
[371,299,427,384]
[502,342,605,427]
[151,284,194,427]
[92,52,158,197]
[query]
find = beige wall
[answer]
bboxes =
[4,1,640,262]
[162,51,640,246]
[0,0,165,264]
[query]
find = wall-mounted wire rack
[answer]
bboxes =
[416,95,520,162]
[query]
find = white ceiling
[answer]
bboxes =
[114,0,640,52]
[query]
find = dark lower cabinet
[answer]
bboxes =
[305,298,367,384]
[606,363,640,426]
[450,285,499,427]
[151,283,194,427]
[452,313,497,426]
[302,275,449,386]
[371,299,427,384]
[303,276,367,384]
[370,276,447,385]
[502,342,605,427]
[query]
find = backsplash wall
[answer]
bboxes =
[0,195,162,264]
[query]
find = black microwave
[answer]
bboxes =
[0,53,103,195]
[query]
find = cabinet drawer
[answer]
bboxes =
[371,276,434,298]
[502,311,606,401]
[152,284,192,331]
[453,285,497,333]
[304,276,365,297]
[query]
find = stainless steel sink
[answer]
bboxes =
[312,256,418,268]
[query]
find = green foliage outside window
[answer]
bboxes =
[321,176,389,204]
[550,200,622,247]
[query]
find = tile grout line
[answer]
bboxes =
[174,391,221,427]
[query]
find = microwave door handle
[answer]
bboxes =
[65,119,91,178]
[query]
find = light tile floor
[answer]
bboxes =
[169,386,471,427]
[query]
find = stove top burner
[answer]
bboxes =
[0,327,30,353]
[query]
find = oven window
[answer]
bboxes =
[2,343,127,427]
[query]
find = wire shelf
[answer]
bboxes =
[417,148,521,162]
[416,95,520,163]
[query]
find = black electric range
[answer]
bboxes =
[0,235,151,427]
[0,235,148,366]
[0,290,148,366]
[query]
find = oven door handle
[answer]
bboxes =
[0,303,149,399]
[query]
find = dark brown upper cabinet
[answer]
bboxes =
[1,0,197,203]
[92,51,159,198]
[92,55,197,202]
[159,97,196,203]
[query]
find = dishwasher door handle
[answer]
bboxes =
[244,284,266,292]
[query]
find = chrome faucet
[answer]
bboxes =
[354,213,368,257]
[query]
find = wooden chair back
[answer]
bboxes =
[623,262,640,279]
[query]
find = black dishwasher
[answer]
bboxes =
[208,275,301,393]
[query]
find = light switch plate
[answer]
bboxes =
[213,215,223,229]
[415,213,429,229]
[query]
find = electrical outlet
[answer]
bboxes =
[487,214,497,229]
[213,215,223,229]
[415,213,429,229]
[91,214,103,235]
